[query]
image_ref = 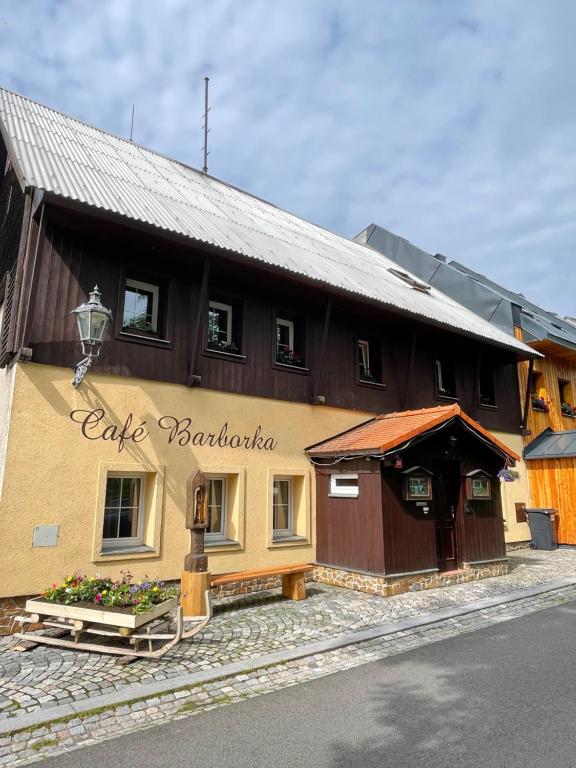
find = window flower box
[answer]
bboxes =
[531,396,549,413]
[561,402,576,417]
[207,340,240,354]
[276,349,303,367]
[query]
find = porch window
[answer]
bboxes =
[206,476,227,539]
[465,471,492,501]
[123,278,160,334]
[273,477,293,537]
[330,473,359,498]
[207,298,242,354]
[402,474,433,501]
[478,361,496,406]
[435,357,457,399]
[102,475,144,548]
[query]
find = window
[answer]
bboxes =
[388,268,431,294]
[531,371,548,412]
[330,473,359,498]
[206,476,227,539]
[402,470,433,501]
[559,379,575,417]
[207,298,242,354]
[102,475,144,548]
[435,358,457,398]
[123,279,160,334]
[478,361,496,406]
[273,477,293,536]
[275,315,305,366]
[357,338,383,383]
[465,471,492,501]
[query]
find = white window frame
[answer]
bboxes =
[205,475,227,540]
[102,473,145,549]
[124,278,160,333]
[330,473,359,498]
[208,300,233,345]
[273,476,293,536]
[436,358,456,397]
[358,339,371,379]
[277,318,295,353]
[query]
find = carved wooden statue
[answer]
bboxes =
[184,470,209,573]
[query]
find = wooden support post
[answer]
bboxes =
[180,571,211,617]
[400,328,418,411]
[281,572,307,601]
[187,255,210,386]
[312,296,332,403]
[521,357,535,434]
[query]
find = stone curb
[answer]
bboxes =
[2,575,575,737]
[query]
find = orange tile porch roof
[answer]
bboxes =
[306,404,520,461]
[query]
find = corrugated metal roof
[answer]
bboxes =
[306,404,520,460]
[524,428,576,460]
[359,223,570,352]
[0,87,535,356]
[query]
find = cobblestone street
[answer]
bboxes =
[1,548,576,764]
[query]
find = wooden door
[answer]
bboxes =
[434,460,461,572]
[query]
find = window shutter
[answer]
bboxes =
[0,265,16,367]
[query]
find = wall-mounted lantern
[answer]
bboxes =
[71,286,112,388]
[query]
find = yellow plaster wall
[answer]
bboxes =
[0,363,373,597]
[491,430,531,543]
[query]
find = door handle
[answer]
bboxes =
[450,505,455,519]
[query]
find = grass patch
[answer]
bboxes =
[177,701,197,714]
[30,737,58,751]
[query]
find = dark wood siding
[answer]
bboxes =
[24,207,522,436]
[380,469,438,575]
[315,461,385,574]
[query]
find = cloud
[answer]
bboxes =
[0,0,575,314]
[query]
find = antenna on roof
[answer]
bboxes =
[202,77,210,174]
[129,104,135,142]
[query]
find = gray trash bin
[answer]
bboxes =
[525,508,558,550]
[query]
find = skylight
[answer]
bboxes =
[388,268,432,294]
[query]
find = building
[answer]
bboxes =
[0,89,536,628]
[357,223,576,545]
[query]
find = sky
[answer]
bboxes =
[0,0,575,315]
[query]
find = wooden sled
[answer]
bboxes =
[11,590,212,659]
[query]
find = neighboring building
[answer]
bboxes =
[357,223,576,545]
[0,89,535,626]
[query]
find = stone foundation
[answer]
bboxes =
[210,572,314,599]
[313,560,510,597]
[506,540,531,552]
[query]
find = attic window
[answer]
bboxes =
[388,268,431,294]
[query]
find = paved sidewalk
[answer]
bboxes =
[0,550,575,764]
[1,548,575,728]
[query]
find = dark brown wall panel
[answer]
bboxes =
[381,469,438,575]
[27,211,523,438]
[315,467,385,574]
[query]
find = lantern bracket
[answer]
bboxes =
[71,286,112,389]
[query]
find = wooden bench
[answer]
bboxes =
[211,564,313,601]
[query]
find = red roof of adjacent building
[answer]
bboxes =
[306,404,520,460]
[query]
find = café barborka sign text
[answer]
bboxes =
[69,409,278,454]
